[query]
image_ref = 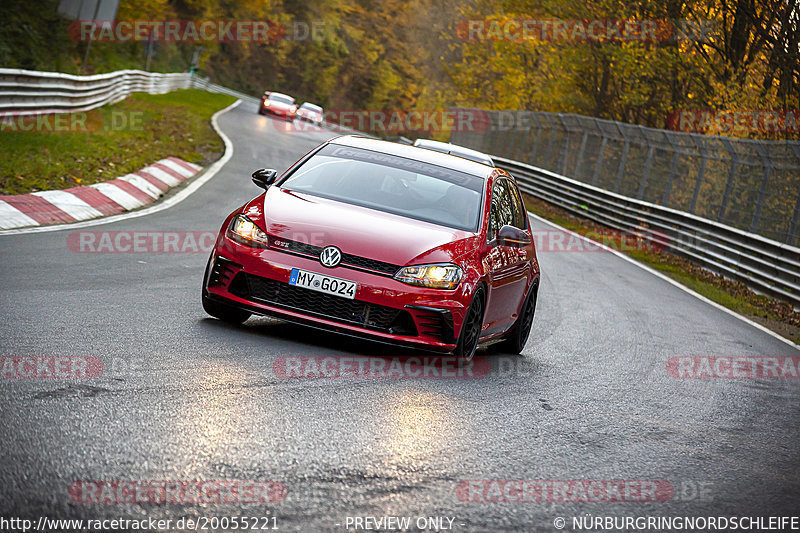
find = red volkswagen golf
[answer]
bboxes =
[202,136,540,359]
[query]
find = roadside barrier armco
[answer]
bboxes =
[0,68,194,116]
[496,157,800,308]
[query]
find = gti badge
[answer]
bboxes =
[320,246,342,268]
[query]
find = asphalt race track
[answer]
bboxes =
[1,100,798,532]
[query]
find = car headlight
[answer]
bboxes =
[394,263,463,289]
[227,214,269,248]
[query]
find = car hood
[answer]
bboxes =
[242,187,480,266]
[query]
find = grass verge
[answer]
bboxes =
[522,193,800,345]
[0,89,237,195]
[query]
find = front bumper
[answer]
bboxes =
[205,239,467,351]
[260,102,294,118]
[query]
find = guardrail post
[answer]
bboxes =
[574,130,589,180]
[750,166,771,233]
[504,127,515,159]
[637,127,654,200]
[558,114,571,176]
[788,144,800,245]
[543,114,557,171]
[689,135,707,214]
[613,124,629,193]
[638,145,655,200]
[516,118,531,161]
[788,188,800,246]
[508,112,524,160]
[491,124,503,154]
[490,114,502,155]
[750,144,772,233]
[489,113,500,153]
[592,136,607,186]
[530,113,543,163]
[717,139,739,222]
[661,135,680,206]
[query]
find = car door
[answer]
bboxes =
[481,177,531,335]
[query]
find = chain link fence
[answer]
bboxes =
[451,111,800,247]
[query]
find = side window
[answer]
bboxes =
[489,179,527,240]
[488,179,515,236]
[507,182,527,230]
[489,182,502,233]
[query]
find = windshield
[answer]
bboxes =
[269,94,294,105]
[300,103,322,112]
[281,144,484,231]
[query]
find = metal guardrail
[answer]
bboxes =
[0,68,195,115]
[497,156,800,308]
[190,77,259,106]
[452,111,800,247]
[0,67,370,138]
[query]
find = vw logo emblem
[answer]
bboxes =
[319,246,342,268]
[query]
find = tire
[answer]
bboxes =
[499,283,537,355]
[201,255,251,325]
[454,287,485,361]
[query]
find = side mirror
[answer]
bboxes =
[252,168,278,189]
[495,224,531,247]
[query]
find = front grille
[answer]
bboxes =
[268,236,400,276]
[340,253,399,275]
[229,272,417,336]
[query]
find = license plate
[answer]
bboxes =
[289,268,357,299]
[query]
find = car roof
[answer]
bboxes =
[412,139,494,166]
[300,102,322,110]
[329,136,495,178]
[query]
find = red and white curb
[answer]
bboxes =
[0,157,202,230]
